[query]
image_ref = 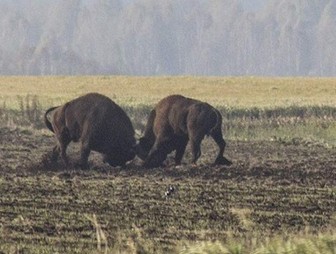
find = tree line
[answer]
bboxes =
[0,0,335,76]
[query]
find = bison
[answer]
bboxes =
[44,93,136,169]
[136,94,232,168]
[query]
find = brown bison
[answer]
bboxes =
[136,95,232,168]
[44,93,136,168]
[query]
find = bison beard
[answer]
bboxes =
[44,93,136,169]
[137,95,232,168]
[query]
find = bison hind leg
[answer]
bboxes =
[210,129,232,166]
[189,133,204,165]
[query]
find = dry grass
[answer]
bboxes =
[0,76,335,109]
[180,230,336,254]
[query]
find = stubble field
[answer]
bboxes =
[0,76,335,253]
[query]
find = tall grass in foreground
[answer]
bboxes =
[100,229,336,253]
[3,230,334,254]
[0,95,45,129]
[179,231,336,254]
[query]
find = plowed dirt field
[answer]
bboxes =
[0,127,335,253]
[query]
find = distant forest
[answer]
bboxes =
[0,0,335,76]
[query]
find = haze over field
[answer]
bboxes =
[0,0,335,76]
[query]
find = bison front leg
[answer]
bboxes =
[50,143,70,167]
[174,137,188,165]
[79,140,91,169]
[143,138,170,168]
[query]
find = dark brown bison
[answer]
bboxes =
[136,95,232,168]
[44,93,136,168]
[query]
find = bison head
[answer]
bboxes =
[103,147,136,167]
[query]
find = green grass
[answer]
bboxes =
[1,76,335,145]
[1,92,336,146]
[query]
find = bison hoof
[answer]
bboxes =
[74,162,89,170]
[143,161,164,169]
[215,157,232,166]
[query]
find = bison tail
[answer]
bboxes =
[44,106,58,133]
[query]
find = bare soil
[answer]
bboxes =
[0,127,335,253]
